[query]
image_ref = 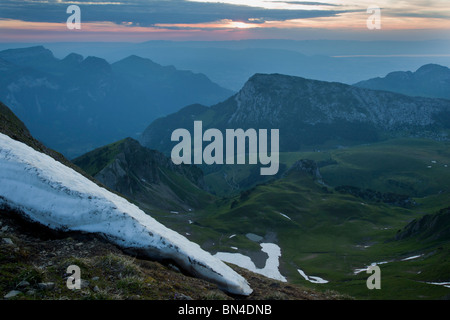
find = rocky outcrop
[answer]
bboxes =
[395,207,450,241]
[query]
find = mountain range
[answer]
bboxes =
[34,40,450,91]
[0,46,233,158]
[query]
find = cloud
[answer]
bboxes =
[0,0,449,42]
[0,0,352,26]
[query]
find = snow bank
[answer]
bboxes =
[0,133,252,296]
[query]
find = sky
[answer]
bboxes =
[0,0,449,42]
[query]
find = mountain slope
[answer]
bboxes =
[354,64,450,100]
[0,46,233,158]
[73,137,214,212]
[141,73,450,155]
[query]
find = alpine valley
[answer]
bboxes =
[78,68,450,299]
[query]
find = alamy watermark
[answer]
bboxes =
[367,5,381,30]
[171,121,279,176]
[66,5,81,30]
[366,265,381,289]
[66,264,81,290]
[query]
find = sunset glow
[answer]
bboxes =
[0,0,449,41]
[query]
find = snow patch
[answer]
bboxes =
[297,269,329,284]
[401,254,423,261]
[0,133,252,296]
[214,243,287,282]
[354,261,388,275]
[278,212,291,220]
[425,282,450,289]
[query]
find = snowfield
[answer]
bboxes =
[0,133,252,296]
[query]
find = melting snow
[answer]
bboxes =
[354,261,389,275]
[401,254,423,261]
[354,254,424,275]
[0,133,252,296]
[297,269,329,284]
[214,243,287,282]
[426,282,450,289]
[278,212,291,220]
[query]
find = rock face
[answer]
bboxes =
[141,73,450,154]
[230,73,448,129]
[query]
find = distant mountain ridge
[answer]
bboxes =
[0,46,233,158]
[354,64,450,100]
[141,73,450,154]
